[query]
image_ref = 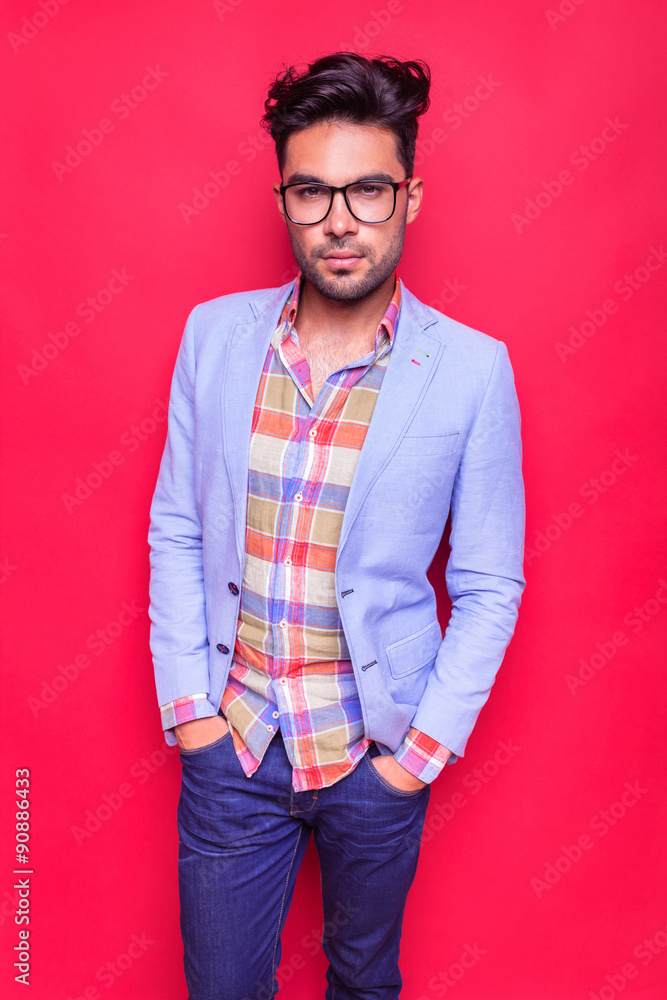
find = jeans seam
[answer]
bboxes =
[271,825,304,991]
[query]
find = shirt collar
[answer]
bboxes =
[276,269,402,350]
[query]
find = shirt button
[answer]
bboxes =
[279,619,287,628]
[272,711,279,718]
[308,428,316,438]
[227,582,239,595]
[284,557,292,566]
[267,724,274,732]
[295,491,303,502]
[281,678,287,685]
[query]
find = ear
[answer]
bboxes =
[405,176,423,225]
[272,181,287,221]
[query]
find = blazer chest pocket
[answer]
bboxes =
[393,431,460,459]
[385,621,442,678]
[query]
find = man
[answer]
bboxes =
[148,52,525,1000]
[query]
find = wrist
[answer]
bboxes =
[395,760,428,787]
[380,755,428,790]
[173,715,227,750]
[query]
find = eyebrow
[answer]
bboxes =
[284,171,398,185]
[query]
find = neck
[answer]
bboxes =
[295,270,396,344]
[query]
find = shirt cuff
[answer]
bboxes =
[160,693,217,732]
[393,727,454,783]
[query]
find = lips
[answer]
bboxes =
[322,253,363,268]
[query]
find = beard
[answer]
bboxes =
[287,209,407,302]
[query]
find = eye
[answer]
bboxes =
[350,183,384,197]
[294,185,328,199]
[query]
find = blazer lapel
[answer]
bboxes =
[337,281,443,554]
[220,281,294,563]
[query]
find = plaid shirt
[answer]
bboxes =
[161,271,452,790]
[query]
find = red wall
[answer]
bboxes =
[2,1,665,997]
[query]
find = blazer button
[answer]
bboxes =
[228,582,239,595]
[216,643,229,654]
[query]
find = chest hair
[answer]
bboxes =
[300,330,375,399]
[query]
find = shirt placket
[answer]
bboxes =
[269,334,312,741]
[268,320,390,773]
[269,335,345,719]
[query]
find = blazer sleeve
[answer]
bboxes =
[147,306,214,717]
[410,339,526,758]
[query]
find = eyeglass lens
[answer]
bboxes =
[285,182,397,224]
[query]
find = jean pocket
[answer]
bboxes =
[179,730,232,757]
[365,753,428,798]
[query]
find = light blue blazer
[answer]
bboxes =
[147,277,526,764]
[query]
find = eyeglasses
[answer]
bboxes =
[279,177,412,225]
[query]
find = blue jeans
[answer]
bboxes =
[177,727,431,1000]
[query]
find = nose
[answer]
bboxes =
[323,189,359,238]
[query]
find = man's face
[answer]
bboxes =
[272,121,423,301]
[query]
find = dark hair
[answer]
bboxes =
[261,51,431,177]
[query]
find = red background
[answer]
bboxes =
[2,1,666,997]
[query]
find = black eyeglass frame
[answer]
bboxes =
[279,177,412,225]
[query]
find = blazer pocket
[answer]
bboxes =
[394,431,460,458]
[385,621,442,678]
